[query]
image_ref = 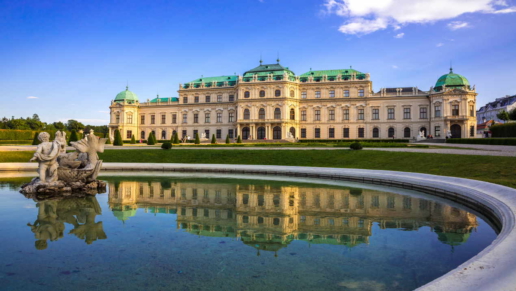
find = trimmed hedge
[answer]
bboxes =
[447,138,516,145]
[299,139,409,143]
[0,129,67,140]
[491,123,516,138]
[0,140,32,145]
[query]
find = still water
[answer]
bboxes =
[0,174,497,291]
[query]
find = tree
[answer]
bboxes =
[147,132,156,145]
[225,135,230,144]
[113,129,123,146]
[104,132,111,144]
[53,121,66,131]
[32,132,40,145]
[66,119,85,131]
[509,108,516,121]
[68,130,79,146]
[172,131,179,144]
[195,133,200,144]
[237,135,242,144]
[211,134,217,144]
[32,114,41,122]
[497,110,510,123]
[130,134,136,144]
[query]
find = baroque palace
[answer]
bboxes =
[109,60,478,141]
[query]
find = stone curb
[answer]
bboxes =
[0,162,515,290]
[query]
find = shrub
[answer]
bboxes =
[211,134,217,144]
[491,123,516,138]
[130,134,136,144]
[147,132,156,145]
[161,142,172,150]
[350,142,363,150]
[31,132,40,145]
[104,132,111,144]
[225,135,230,144]
[237,135,242,144]
[173,132,180,144]
[195,133,200,145]
[113,129,123,146]
[350,188,363,196]
[447,138,516,145]
[68,130,79,146]
[299,139,409,143]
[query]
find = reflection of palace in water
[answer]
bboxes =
[109,180,478,254]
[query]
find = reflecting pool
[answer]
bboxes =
[0,174,497,291]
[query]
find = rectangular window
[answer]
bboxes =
[217,113,222,123]
[217,95,222,102]
[193,129,198,137]
[151,115,155,124]
[358,109,364,120]
[403,108,411,119]
[126,130,132,139]
[182,130,187,138]
[315,110,321,121]
[183,97,188,103]
[420,107,428,119]
[343,128,349,138]
[228,112,234,122]
[329,110,335,121]
[205,130,210,138]
[358,128,365,138]
[344,90,350,97]
[435,106,441,118]
[470,126,475,137]
[127,115,133,124]
[194,96,199,103]
[229,95,235,102]
[343,109,349,120]
[140,115,145,125]
[435,126,441,137]
[216,129,221,139]
[228,129,234,138]
[315,91,321,98]
[470,105,475,117]
[329,90,335,98]
[205,96,211,103]
[372,109,379,120]
[301,91,307,99]
[388,108,395,120]
[301,128,306,138]
[193,113,199,123]
[205,113,210,123]
[301,110,306,121]
[358,89,365,97]
[172,114,177,124]
[182,114,187,124]
[452,105,459,116]
[161,114,166,124]
[315,128,320,138]
[329,128,335,138]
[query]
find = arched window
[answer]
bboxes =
[273,126,281,139]
[259,108,265,120]
[290,108,295,120]
[161,130,166,139]
[259,90,265,97]
[420,127,427,137]
[244,91,250,98]
[141,131,145,140]
[275,90,281,97]
[404,127,411,138]
[290,90,294,97]
[388,127,395,138]
[243,109,250,120]
[274,108,281,119]
[373,127,379,138]
[242,127,250,140]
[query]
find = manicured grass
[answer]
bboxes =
[2,150,516,188]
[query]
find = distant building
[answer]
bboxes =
[477,95,516,123]
[109,61,478,141]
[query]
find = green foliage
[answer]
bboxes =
[211,134,217,144]
[350,142,363,150]
[53,121,66,131]
[225,135,230,144]
[66,119,85,131]
[237,135,242,144]
[147,132,156,145]
[447,137,516,145]
[31,132,40,145]
[130,134,136,144]
[490,123,516,138]
[68,130,79,146]
[350,188,363,196]
[172,131,179,144]
[509,109,516,121]
[195,133,200,145]
[497,110,510,123]
[104,132,111,144]
[161,142,173,150]
[113,129,123,146]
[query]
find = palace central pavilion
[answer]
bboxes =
[109,60,477,141]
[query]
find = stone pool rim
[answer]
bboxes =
[1,162,514,291]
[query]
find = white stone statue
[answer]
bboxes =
[416,130,426,141]
[29,132,62,183]
[70,130,108,170]
[54,131,67,154]
[200,132,206,139]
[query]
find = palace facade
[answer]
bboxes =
[109,61,478,141]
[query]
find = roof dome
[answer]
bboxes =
[435,68,470,91]
[115,86,139,103]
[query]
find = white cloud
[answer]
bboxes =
[436,43,444,47]
[27,96,38,99]
[324,0,516,35]
[392,65,398,69]
[394,32,404,38]
[448,21,469,30]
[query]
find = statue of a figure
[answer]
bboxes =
[70,130,107,170]
[29,132,62,183]
[54,131,67,154]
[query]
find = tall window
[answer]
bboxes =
[344,90,350,97]
[358,89,364,97]
[229,95,235,102]
[358,109,364,120]
[301,110,306,121]
[141,131,145,139]
[151,115,155,124]
[161,114,166,124]
[172,114,177,124]
[435,106,441,118]
[229,112,234,122]
[315,128,320,138]
[290,109,295,120]
[127,114,133,124]
[290,90,294,97]
[329,90,335,98]
[452,105,459,116]
[388,127,395,138]
[140,115,145,125]
[205,113,211,123]
[329,128,335,138]
[470,105,475,117]
[182,114,187,123]
[275,90,281,97]
[435,126,441,137]
[470,126,475,137]
[193,113,199,123]
[315,110,321,121]
[343,128,349,138]
[372,109,379,120]
[420,107,428,119]
[126,130,132,139]
[329,110,335,121]
[259,108,265,120]
[183,97,188,103]
[194,96,199,103]
[244,91,250,98]
[343,109,349,120]
[403,108,411,119]
[217,95,222,102]
[259,90,265,97]
[404,127,411,138]
[243,109,250,120]
[315,91,321,98]
[228,129,234,138]
[182,130,187,137]
[301,128,306,138]
[358,128,365,138]
[388,108,395,120]
[372,128,379,138]
[205,96,211,103]
[205,130,210,138]
[216,129,222,139]
[217,112,222,123]
[274,108,281,119]
[301,91,307,99]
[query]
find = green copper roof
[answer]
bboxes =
[299,68,366,82]
[150,97,179,103]
[435,68,470,91]
[243,63,295,77]
[112,209,137,221]
[115,86,139,103]
[183,75,238,89]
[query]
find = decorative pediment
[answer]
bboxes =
[444,88,468,94]
[215,108,224,112]
[433,101,442,106]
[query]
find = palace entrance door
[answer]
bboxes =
[242,127,250,140]
[257,127,266,139]
[451,124,461,138]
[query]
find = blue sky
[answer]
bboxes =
[1,0,515,125]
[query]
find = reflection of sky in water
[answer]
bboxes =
[0,177,497,291]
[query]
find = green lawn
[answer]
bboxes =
[3,149,515,188]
